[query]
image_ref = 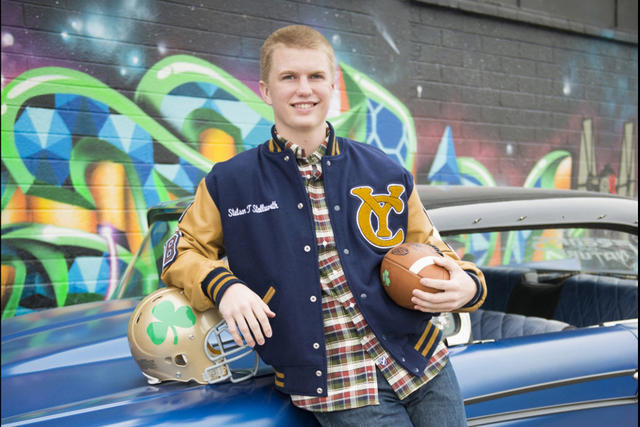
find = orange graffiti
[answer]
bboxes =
[199,128,237,163]
[554,157,572,190]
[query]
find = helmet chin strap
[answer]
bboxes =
[142,372,161,385]
[228,352,260,383]
[202,364,229,383]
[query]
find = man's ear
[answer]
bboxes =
[259,80,272,106]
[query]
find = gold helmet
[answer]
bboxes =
[127,286,259,385]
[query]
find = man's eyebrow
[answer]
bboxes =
[279,70,327,76]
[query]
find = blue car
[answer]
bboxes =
[2,186,637,426]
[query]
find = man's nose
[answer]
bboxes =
[296,77,312,96]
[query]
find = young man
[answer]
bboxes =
[161,25,486,426]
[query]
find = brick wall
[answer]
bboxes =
[1,0,637,316]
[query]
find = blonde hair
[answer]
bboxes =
[260,25,336,84]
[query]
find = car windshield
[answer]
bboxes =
[112,219,177,300]
[442,227,638,277]
[116,220,639,301]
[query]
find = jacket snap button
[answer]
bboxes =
[360,293,367,300]
[316,370,322,377]
[310,296,317,302]
[334,205,340,211]
[313,343,320,349]
[304,245,311,252]
[317,388,323,394]
[402,358,406,362]
[298,203,303,209]
[343,249,349,255]
[326,161,331,166]
[284,156,290,161]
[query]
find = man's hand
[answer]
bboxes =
[218,283,276,347]
[411,256,476,313]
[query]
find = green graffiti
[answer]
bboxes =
[1,67,212,210]
[2,54,416,318]
[1,223,133,317]
[336,63,417,171]
[147,300,196,345]
[524,151,572,188]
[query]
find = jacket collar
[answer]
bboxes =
[266,122,342,156]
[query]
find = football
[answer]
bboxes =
[380,242,449,309]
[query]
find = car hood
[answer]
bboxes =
[1,300,315,426]
[2,302,638,425]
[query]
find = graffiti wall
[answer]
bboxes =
[1,0,637,318]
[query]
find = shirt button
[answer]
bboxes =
[304,245,311,252]
[310,296,317,302]
[343,249,349,255]
[360,293,367,300]
[316,371,322,377]
[313,343,320,349]
[334,205,340,211]
[298,203,303,209]
[317,388,323,394]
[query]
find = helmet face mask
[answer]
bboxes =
[128,286,259,385]
[204,319,260,383]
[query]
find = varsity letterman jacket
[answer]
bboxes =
[161,123,486,397]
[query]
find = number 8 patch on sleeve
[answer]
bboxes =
[162,231,182,271]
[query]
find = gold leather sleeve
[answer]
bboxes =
[404,187,486,312]
[160,179,229,312]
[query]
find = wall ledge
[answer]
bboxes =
[413,0,638,45]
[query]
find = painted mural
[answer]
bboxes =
[1,55,419,318]
[2,52,636,318]
[1,3,637,318]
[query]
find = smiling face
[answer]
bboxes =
[259,45,335,150]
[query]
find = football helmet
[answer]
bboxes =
[128,286,259,385]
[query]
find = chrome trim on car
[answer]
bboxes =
[444,313,472,347]
[465,369,637,406]
[467,395,638,426]
[594,318,639,328]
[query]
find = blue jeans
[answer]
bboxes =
[312,361,467,427]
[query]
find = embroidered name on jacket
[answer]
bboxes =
[228,201,279,217]
[350,184,405,248]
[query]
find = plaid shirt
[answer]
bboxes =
[278,130,449,412]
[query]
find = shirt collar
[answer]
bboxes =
[275,127,330,164]
[268,121,341,156]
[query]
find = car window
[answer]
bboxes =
[443,228,638,275]
[113,220,177,300]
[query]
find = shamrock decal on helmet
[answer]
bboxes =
[146,300,196,345]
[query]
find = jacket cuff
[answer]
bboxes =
[462,272,484,309]
[201,267,246,306]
